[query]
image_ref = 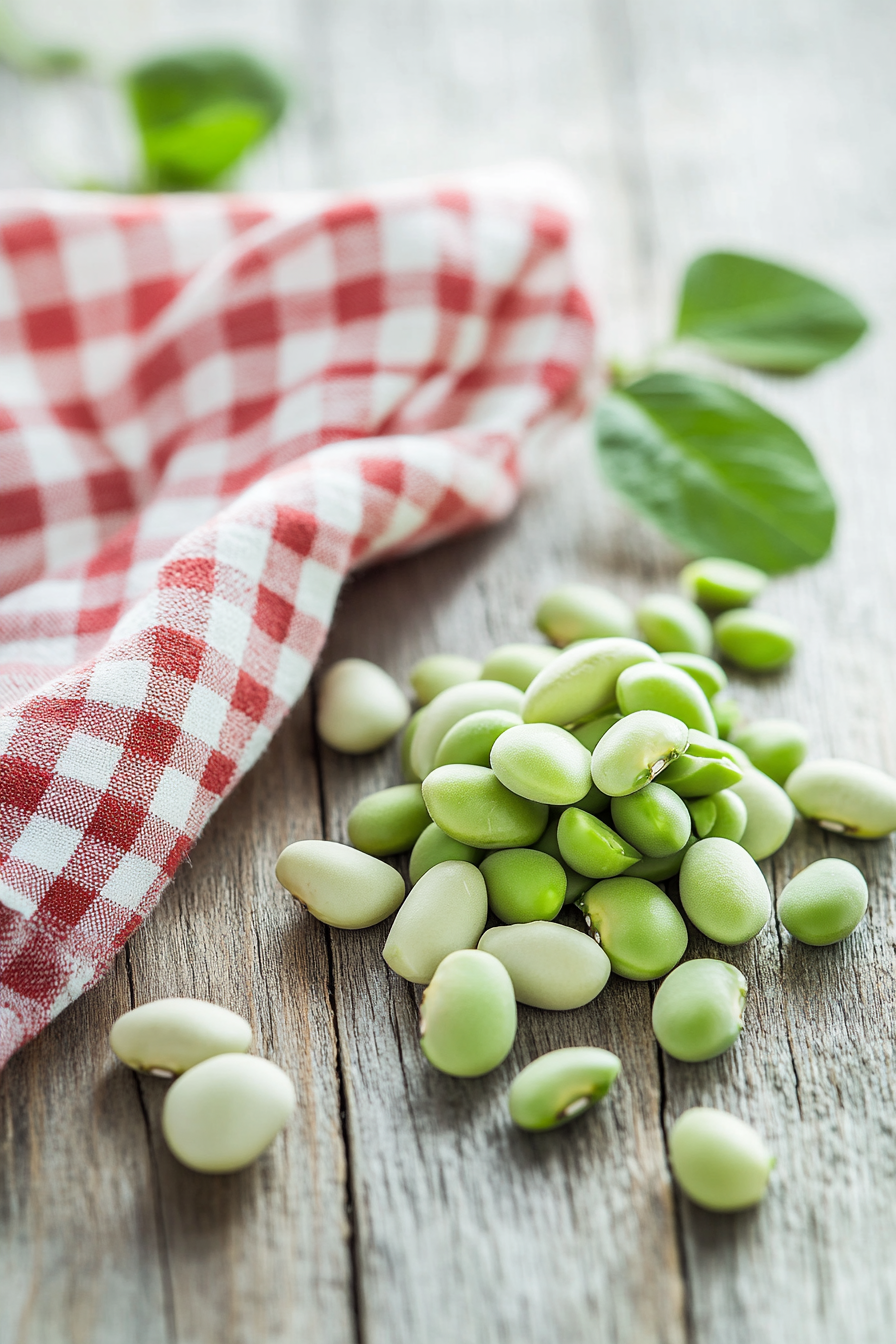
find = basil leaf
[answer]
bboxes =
[126,49,287,190]
[676,251,868,374]
[596,372,836,573]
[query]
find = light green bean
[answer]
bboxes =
[409,654,482,705]
[421,765,548,848]
[522,638,659,727]
[679,837,771,944]
[480,643,559,690]
[508,1047,621,1130]
[317,658,410,753]
[668,1107,774,1211]
[636,593,713,656]
[535,583,636,646]
[419,949,517,1077]
[578,877,688,980]
[383,861,488,983]
[479,923,611,1010]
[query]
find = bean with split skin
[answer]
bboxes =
[508,1047,621,1131]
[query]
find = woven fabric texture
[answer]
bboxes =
[0,172,595,1067]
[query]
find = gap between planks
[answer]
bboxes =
[312,678,366,1344]
[125,942,179,1344]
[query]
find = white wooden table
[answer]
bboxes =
[2,2,896,1341]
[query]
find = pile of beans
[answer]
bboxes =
[107,557,895,1200]
[275,556,896,1211]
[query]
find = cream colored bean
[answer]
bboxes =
[590,710,689,796]
[383,861,488,984]
[162,1054,296,1174]
[409,654,482,705]
[317,658,410,753]
[410,680,524,779]
[478,922,611,1009]
[535,583,636,646]
[669,1107,774,1211]
[786,758,896,838]
[480,643,559,690]
[522,637,659,727]
[110,999,252,1078]
[419,950,517,1077]
[731,769,795,860]
[276,839,405,928]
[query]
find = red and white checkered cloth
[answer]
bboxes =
[0,168,595,1067]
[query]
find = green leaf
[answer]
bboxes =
[126,49,287,190]
[676,251,868,374]
[595,372,836,573]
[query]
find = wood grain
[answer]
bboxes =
[2,0,896,1340]
[316,486,688,1344]
[124,699,355,1344]
[621,3,896,1340]
[0,698,355,1344]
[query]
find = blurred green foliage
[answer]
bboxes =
[0,8,290,191]
[125,50,288,190]
[0,4,84,77]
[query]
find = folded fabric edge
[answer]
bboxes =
[0,166,597,1067]
[0,427,551,1067]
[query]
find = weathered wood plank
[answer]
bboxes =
[3,0,896,1340]
[0,698,356,1344]
[123,697,356,1344]
[316,425,688,1344]
[0,958,172,1344]
[308,0,689,1335]
[622,0,896,1340]
[313,0,896,1338]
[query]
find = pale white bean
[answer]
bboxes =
[276,839,405,928]
[383,861,488,984]
[110,999,252,1078]
[162,1054,296,1174]
[478,922,610,1010]
[317,658,410,753]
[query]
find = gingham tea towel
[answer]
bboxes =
[0,166,595,1067]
